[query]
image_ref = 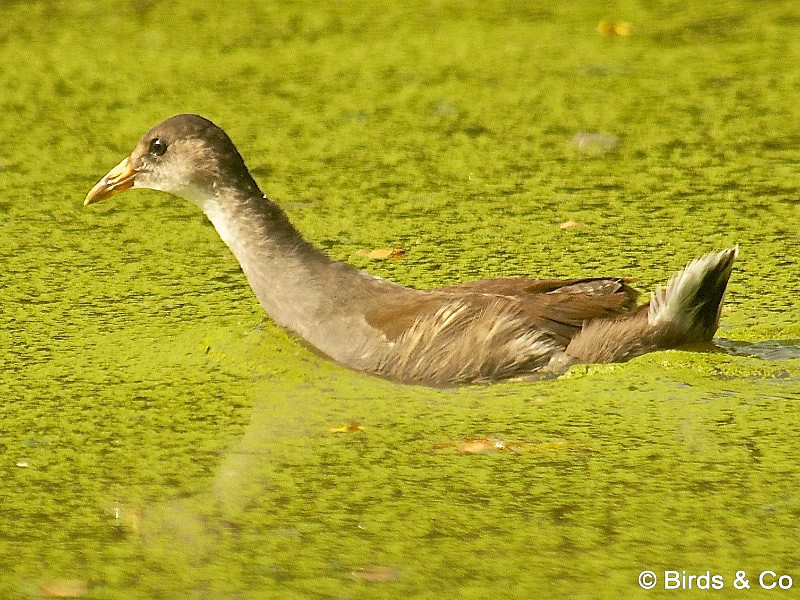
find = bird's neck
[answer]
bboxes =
[198,186,395,361]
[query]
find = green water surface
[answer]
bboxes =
[1,1,800,598]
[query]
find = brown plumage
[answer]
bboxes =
[84,114,737,386]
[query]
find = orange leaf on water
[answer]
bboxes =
[430,437,570,455]
[39,580,88,598]
[429,437,512,454]
[328,423,364,433]
[352,566,399,582]
[559,220,584,229]
[357,248,406,260]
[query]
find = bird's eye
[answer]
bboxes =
[148,138,168,157]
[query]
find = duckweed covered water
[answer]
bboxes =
[1,1,800,598]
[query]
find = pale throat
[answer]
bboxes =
[190,188,339,334]
[140,178,242,250]
[162,182,392,364]
[195,193,243,252]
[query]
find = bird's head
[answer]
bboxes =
[85,114,260,209]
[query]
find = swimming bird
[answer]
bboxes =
[85,114,737,385]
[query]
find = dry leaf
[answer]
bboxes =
[39,580,88,598]
[559,220,584,229]
[328,423,364,433]
[430,437,512,454]
[597,18,634,37]
[352,566,399,583]
[357,248,405,260]
[430,438,569,454]
[460,438,508,454]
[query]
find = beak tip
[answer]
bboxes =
[83,183,108,206]
[84,156,136,207]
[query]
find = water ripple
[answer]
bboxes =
[716,339,800,361]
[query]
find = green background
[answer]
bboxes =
[1,1,799,598]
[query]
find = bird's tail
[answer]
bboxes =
[647,246,738,343]
[555,247,738,369]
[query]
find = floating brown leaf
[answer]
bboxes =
[39,580,88,598]
[357,248,405,260]
[430,437,570,454]
[352,566,399,583]
[328,423,364,433]
[460,437,508,454]
[559,220,584,229]
[429,437,512,454]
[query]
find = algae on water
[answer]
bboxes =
[0,1,799,597]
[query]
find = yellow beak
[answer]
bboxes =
[84,156,137,205]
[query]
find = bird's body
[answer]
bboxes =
[85,114,737,385]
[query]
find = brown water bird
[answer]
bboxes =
[85,114,737,385]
